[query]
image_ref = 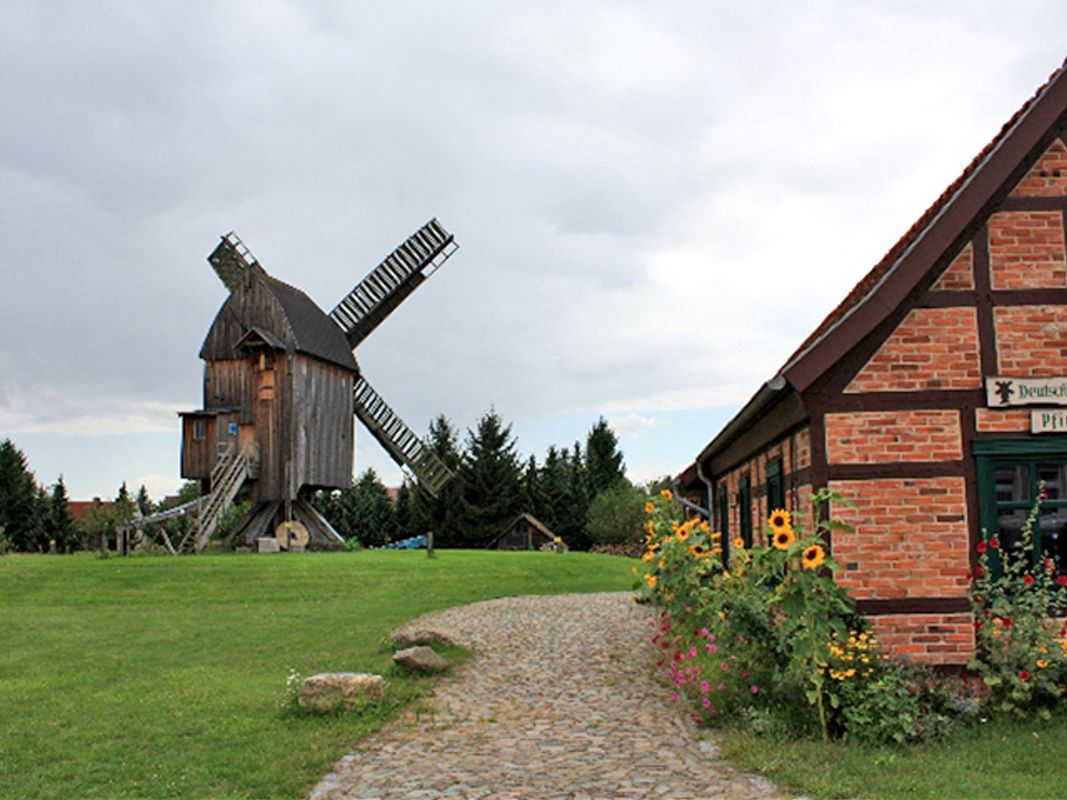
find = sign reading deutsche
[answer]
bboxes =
[986,377,1067,408]
[1032,409,1067,433]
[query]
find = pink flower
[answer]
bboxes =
[704,643,718,654]
[671,692,681,701]
[741,668,750,678]
[687,646,698,659]
[717,682,725,692]
[697,627,710,639]
[702,698,711,709]
[750,684,759,694]
[720,661,729,671]
[700,680,711,694]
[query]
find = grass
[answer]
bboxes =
[719,715,1067,799]
[0,549,634,799]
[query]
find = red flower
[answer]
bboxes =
[1003,617,1013,628]
[1057,575,1067,587]
[1023,574,1035,586]
[989,537,1000,550]
[974,564,985,578]
[1020,670,1031,682]
[977,541,987,554]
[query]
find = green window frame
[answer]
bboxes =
[767,458,784,514]
[739,474,752,548]
[717,484,730,561]
[975,437,1067,577]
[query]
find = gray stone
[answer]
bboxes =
[255,537,280,553]
[393,645,450,674]
[393,629,456,649]
[299,672,383,712]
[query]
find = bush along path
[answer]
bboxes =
[310,592,794,799]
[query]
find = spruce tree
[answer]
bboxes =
[334,469,396,547]
[48,476,78,552]
[585,417,626,496]
[521,454,541,515]
[458,409,523,547]
[420,415,465,547]
[135,484,153,516]
[566,441,592,550]
[0,439,45,551]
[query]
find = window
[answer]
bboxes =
[976,438,1067,577]
[739,473,752,548]
[767,458,784,514]
[193,419,206,441]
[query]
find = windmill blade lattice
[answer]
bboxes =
[208,231,263,291]
[329,218,458,348]
[352,375,453,497]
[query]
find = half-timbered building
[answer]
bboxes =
[681,60,1067,665]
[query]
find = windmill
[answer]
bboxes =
[156,220,458,552]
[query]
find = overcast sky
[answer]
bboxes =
[1,2,1065,501]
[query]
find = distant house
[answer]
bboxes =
[490,513,565,551]
[679,60,1067,666]
[68,498,110,523]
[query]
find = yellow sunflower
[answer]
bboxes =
[645,520,656,537]
[676,527,690,542]
[772,528,796,550]
[802,544,826,570]
[689,544,707,558]
[698,520,710,533]
[732,536,745,550]
[645,501,655,514]
[645,574,657,589]
[768,508,792,536]
[661,489,672,500]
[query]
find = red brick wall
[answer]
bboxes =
[994,305,1067,376]
[825,410,962,464]
[828,477,970,601]
[989,211,1066,290]
[868,613,974,666]
[930,243,975,291]
[845,307,981,392]
[1009,137,1067,197]
[974,407,1030,433]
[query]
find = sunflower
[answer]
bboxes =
[732,536,745,550]
[768,508,792,536]
[645,501,655,514]
[802,544,826,570]
[646,520,657,537]
[661,489,673,500]
[676,527,690,542]
[772,528,796,550]
[689,544,707,558]
[645,574,657,589]
[698,520,710,533]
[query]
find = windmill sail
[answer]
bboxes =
[352,375,453,497]
[208,231,263,291]
[329,219,458,347]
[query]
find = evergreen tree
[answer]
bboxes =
[114,482,136,523]
[328,469,396,547]
[419,414,465,547]
[458,409,523,547]
[48,476,78,552]
[585,417,626,496]
[566,441,592,550]
[536,445,571,537]
[521,454,541,515]
[0,439,45,551]
[135,484,153,516]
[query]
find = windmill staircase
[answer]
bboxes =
[352,376,452,498]
[176,442,254,553]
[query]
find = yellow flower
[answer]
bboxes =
[732,537,745,550]
[768,508,792,537]
[642,551,655,563]
[689,544,707,558]
[772,528,796,550]
[645,501,655,514]
[1037,659,1050,669]
[645,574,657,589]
[646,520,657,536]
[658,558,666,569]
[699,521,710,533]
[661,489,672,500]
[802,544,826,570]
[677,528,690,542]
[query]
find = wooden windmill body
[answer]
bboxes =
[171,220,458,552]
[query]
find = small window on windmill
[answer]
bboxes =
[193,419,206,441]
[228,422,238,437]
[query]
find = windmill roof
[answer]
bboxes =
[264,277,357,371]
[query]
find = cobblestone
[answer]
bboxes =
[309,592,795,800]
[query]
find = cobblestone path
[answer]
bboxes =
[310,592,794,800]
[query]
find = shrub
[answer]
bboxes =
[585,481,647,546]
[970,486,1067,720]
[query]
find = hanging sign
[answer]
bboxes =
[986,376,1067,408]
[1032,409,1067,433]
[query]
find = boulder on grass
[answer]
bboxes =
[298,672,383,712]
[393,646,450,674]
[392,629,455,649]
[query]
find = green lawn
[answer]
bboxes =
[720,716,1067,799]
[0,550,634,799]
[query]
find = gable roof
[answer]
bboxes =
[491,512,559,544]
[782,58,1067,392]
[695,58,1067,472]
[263,277,357,371]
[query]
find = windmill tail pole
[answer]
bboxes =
[427,530,435,559]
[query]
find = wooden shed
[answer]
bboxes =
[490,514,565,551]
[680,59,1067,666]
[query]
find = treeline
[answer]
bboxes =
[314,410,646,550]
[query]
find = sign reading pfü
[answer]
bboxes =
[985,377,1067,408]
[1032,409,1067,433]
